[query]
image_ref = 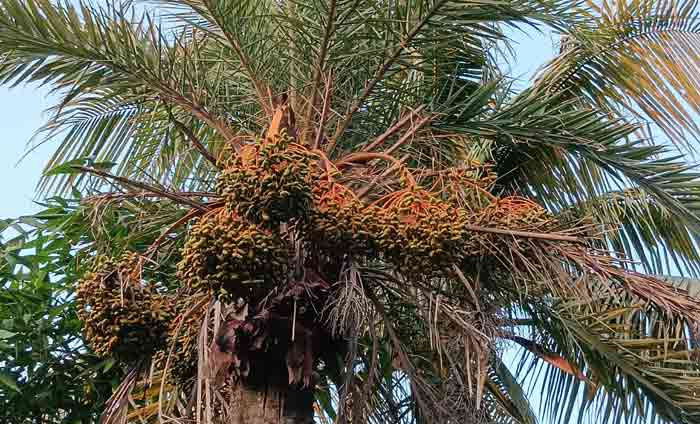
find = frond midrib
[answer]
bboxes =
[548,24,700,93]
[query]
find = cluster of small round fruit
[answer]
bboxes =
[76,253,173,363]
[176,209,290,300]
[215,131,319,226]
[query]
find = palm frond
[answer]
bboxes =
[559,188,700,277]
[535,0,700,149]
[515,278,700,424]
[475,89,700,277]
[0,0,254,193]
[322,0,584,154]
[486,355,540,424]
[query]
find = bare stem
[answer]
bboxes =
[171,117,220,168]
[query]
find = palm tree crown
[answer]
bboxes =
[3,0,700,423]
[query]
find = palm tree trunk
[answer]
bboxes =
[226,382,314,424]
[213,345,315,424]
[210,297,322,424]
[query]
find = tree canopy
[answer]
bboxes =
[3,0,700,423]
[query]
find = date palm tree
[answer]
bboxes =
[3,0,700,423]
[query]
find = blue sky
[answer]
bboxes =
[0,84,54,218]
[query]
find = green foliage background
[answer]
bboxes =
[0,199,126,423]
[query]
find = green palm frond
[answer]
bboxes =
[151,0,583,152]
[486,356,540,424]
[516,281,700,424]
[559,188,700,277]
[0,0,253,193]
[471,88,700,278]
[465,89,700,226]
[535,0,700,149]
[145,0,281,115]
[0,0,586,194]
